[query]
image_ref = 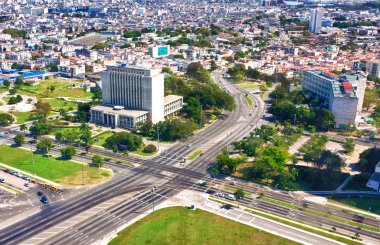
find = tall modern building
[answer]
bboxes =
[301,71,366,128]
[309,9,322,34]
[91,65,183,129]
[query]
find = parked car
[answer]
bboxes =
[226,194,236,201]
[215,192,225,198]
[206,189,215,195]
[40,196,48,204]
[37,191,43,196]
[0,178,4,183]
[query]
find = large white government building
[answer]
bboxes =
[91,65,183,129]
[301,70,366,129]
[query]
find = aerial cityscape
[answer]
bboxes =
[0,0,380,244]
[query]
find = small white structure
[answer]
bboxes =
[366,161,380,192]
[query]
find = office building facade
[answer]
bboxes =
[309,9,322,34]
[301,71,366,128]
[91,65,183,129]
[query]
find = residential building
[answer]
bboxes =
[301,70,366,128]
[90,65,183,129]
[309,9,322,34]
[366,60,380,78]
[57,64,85,78]
[149,45,170,58]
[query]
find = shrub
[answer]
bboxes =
[143,144,157,153]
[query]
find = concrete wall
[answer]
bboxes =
[330,97,358,127]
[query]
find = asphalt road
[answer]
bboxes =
[0,71,266,244]
[0,71,378,244]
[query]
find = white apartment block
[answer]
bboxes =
[91,65,183,129]
[302,71,366,128]
[57,64,85,78]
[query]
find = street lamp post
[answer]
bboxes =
[157,126,160,153]
[151,186,157,212]
[31,145,35,165]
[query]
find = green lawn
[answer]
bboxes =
[109,207,298,245]
[244,95,253,106]
[0,86,8,93]
[330,197,380,215]
[11,111,58,124]
[0,145,110,186]
[188,149,202,160]
[50,126,80,135]
[42,98,77,111]
[17,79,92,100]
[93,131,114,147]
[235,81,259,90]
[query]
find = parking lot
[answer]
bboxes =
[0,171,38,192]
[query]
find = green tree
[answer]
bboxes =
[55,131,64,146]
[14,76,24,86]
[105,131,143,151]
[61,146,76,159]
[210,60,217,71]
[29,120,52,138]
[36,138,53,154]
[343,138,355,155]
[2,79,10,87]
[0,113,15,126]
[14,134,24,146]
[63,129,80,145]
[92,154,104,167]
[234,188,245,207]
[92,42,108,50]
[34,100,51,118]
[20,124,28,132]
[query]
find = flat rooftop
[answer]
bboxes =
[91,105,148,118]
[164,95,183,105]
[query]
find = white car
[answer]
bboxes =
[225,194,236,201]
[215,192,225,198]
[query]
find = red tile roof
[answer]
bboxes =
[322,71,339,77]
[342,82,353,91]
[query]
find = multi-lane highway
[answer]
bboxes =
[0,71,379,245]
[0,71,268,244]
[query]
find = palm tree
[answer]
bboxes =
[20,124,27,133]
[234,188,245,208]
[211,167,219,179]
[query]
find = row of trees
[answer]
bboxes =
[136,118,199,141]
[269,88,335,131]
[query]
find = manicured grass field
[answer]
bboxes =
[330,197,380,215]
[0,145,111,186]
[11,111,58,124]
[17,79,92,100]
[50,126,80,135]
[11,111,42,124]
[235,81,259,90]
[109,207,298,245]
[42,98,77,111]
